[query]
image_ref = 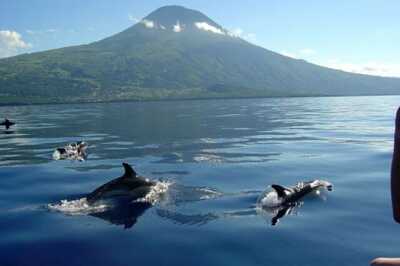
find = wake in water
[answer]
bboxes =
[48,198,108,215]
[47,181,225,229]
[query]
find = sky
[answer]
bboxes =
[0,0,399,77]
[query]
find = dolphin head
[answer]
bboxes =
[309,179,333,191]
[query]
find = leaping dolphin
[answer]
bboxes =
[86,163,156,205]
[0,118,15,130]
[262,180,333,208]
[255,180,332,225]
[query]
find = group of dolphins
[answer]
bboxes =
[83,161,333,227]
[2,117,333,227]
[92,162,334,210]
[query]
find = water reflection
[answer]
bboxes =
[258,204,301,226]
[90,202,152,229]
[156,209,219,226]
[1,96,396,166]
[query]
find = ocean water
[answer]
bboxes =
[0,96,399,266]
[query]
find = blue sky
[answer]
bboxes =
[0,0,399,76]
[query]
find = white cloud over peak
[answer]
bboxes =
[0,30,31,58]
[173,21,182,32]
[140,19,155,29]
[195,22,224,35]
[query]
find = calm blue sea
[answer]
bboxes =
[0,96,399,266]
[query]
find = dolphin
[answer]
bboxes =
[0,118,15,130]
[259,180,333,208]
[86,163,156,205]
[254,180,332,225]
[53,141,88,161]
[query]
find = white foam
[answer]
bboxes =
[197,187,223,200]
[47,197,108,215]
[193,154,223,163]
[52,141,88,161]
[135,181,172,204]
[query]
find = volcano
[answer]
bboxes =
[0,5,399,104]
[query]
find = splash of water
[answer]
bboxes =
[135,180,172,204]
[47,197,108,215]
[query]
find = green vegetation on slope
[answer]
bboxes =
[0,5,399,104]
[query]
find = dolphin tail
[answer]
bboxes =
[271,184,288,198]
[122,163,137,178]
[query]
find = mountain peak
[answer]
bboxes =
[145,5,212,24]
[139,5,225,34]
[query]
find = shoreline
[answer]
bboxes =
[0,93,399,108]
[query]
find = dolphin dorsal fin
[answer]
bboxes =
[271,184,288,198]
[122,163,137,178]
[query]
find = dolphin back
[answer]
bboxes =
[86,163,154,204]
[122,163,137,178]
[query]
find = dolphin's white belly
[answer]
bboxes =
[257,190,284,208]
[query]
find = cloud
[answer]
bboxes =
[25,29,58,35]
[0,30,31,58]
[173,21,182,32]
[195,22,225,35]
[140,19,155,29]
[322,60,400,77]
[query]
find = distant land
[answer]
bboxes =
[0,5,399,104]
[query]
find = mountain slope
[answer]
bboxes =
[0,5,399,104]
